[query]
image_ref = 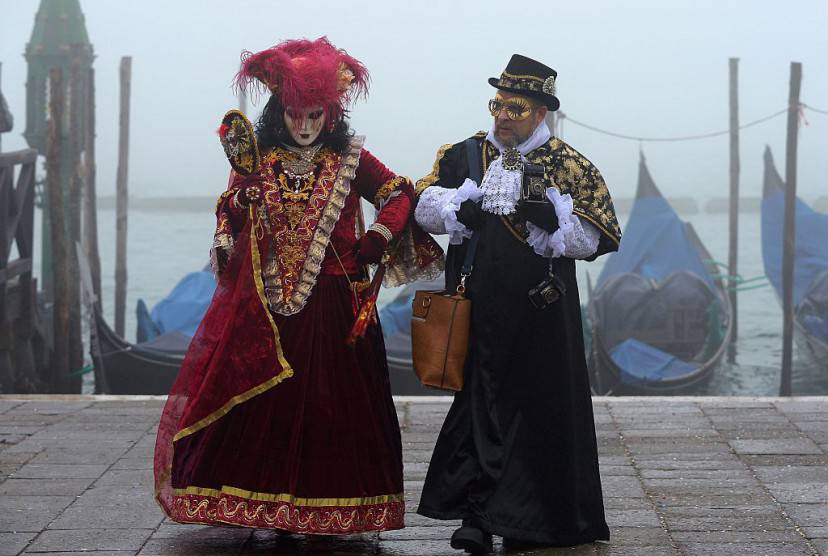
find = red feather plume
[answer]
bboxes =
[234,37,369,124]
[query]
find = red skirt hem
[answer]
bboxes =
[168,493,405,534]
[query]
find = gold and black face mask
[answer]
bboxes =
[488,94,535,121]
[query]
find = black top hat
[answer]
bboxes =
[488,54,560,111]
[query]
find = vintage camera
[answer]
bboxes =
[528,272,567,309]
[520,163,548,204]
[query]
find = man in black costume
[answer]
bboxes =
[414,54,622,553]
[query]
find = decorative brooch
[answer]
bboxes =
[542,76,557,95]
[502,147,522,171]
[282,143,323,179]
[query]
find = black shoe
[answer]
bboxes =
[450,525,493,554]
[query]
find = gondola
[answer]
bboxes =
[90,306,188,394]
[761,147,828,368]
[587,153,732,394]
[76,246,192,394]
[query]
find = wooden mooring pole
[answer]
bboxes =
[83,67,102,307]
[239,88,248,115]
[114,57,131,337]
[67,47,85,392]
[780,62,802,397]
[0,62,4,153]
[727,57,740,362]
[47,68,71,393]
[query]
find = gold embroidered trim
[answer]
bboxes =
[573,208,621,247]
[501,70,546,82]
[173,485,403,507]
[169,492,404,534]
[212,232,234,252]
[536,139,622,244]
[373,175,406,208]
[265,135,365,316]
[382,225,445,287]
[172,211,294,443]
[414,143,452,195]
[215,187,237,213]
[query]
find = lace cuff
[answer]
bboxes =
[526,187,600,259]
[442,179,482,245]
[415,179,482,244]
[415,186,453,234]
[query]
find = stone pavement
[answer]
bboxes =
[0,395,826,556]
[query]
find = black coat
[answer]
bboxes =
[416,134,620,546]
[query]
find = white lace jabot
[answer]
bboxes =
[479,122,552,215]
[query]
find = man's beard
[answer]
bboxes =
[494,126,530,148]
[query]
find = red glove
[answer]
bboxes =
[355,230,388,265]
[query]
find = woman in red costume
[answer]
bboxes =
[153,37,443,535]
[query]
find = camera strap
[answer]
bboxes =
[457,137,484,293]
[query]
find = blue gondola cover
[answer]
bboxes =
[610,338,700,383]
[136,271,216,342]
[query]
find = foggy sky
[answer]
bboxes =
[1,0,827,200]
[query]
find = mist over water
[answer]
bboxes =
[36,203,826,397]
[5,1,828,395]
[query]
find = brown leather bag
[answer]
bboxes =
[411,289,470,392]
[411,137,482,392]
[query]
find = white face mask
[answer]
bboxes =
[284,106,326,146]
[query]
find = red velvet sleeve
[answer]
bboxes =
[351,149,414,238]
[215,171,252,236]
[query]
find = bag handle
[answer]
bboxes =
[458,138,483,295]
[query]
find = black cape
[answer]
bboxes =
[415,133,620,546]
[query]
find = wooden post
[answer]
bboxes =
[0,61,7,391]
[780,62,802,396]
[114,57,131,337]
[0,61,3,153]
[727,58,740,362]
[0,152,11,393]
[83,68,107,393]
[239,88,248,115]
[83,67,102,307]
[66,48,84,392]
[47,68,71,393]
[11,151,38,393]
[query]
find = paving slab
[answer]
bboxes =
[730,438,823,455]
[24,528,155,553]
[0,395,825,556]
[11,463,110,479]
[22,552,129,556]
[0,532,38,556]
[0,495,76,532]
[47,485,165,530]
[0,477,96,496]
[765,483,828,504]
[783,503,828,525]
[677,542,813,555]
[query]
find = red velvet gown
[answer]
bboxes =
[153,137,442,534]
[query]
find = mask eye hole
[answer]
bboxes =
[308,110,324,121]
[488,99,504,116]
[504,100,531,121]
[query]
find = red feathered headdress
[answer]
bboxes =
[235,37,369,123]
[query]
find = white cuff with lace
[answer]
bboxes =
[415,179,482,244]
[525,187,601,259]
